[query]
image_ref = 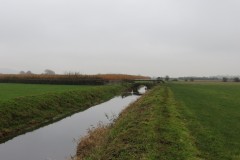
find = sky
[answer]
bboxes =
[0,0,240,77]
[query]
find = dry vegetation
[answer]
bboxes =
[0,74,150,85]
[76,124,109,160]
[0,74,104,85]
[97,74,150,81]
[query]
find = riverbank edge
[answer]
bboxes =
[75,85,200,159]
[0,84,128,143]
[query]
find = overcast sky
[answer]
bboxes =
[0,0,240,77]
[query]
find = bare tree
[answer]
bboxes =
[165,75,170,81]
[44,69,55,75]
[156,77,162,83]
[233,77,240,82]
[222,77,228,82]
[26,71,33,74]
[19,71,25,74]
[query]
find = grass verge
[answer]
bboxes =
[76,85,199,160]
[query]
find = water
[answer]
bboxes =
[0,94,140,160]
[138,86,147,94]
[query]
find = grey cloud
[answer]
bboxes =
[0,0,240,77]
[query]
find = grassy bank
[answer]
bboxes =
[0,84,126,143]
[76,83,240,160]
[76,85,199,160]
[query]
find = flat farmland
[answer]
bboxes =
[170,82,240,159]
[0,83,97,102]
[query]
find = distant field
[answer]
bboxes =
[0,83,96,102]
[170,82,240,159]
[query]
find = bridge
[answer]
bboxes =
[133,79,165,83]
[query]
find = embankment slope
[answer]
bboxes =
[0,85,126,143]
[76,85,199,160]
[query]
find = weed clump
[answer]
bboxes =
[76,124,109,160]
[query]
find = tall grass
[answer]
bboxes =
[0,74,105,85]
[97,74,150,81]
[0,74,150,85]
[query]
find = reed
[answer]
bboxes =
[0,74,150,85]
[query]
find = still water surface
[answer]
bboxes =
[0,94,140,160]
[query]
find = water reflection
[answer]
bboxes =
[0,94,140,160]
[121,86,147,97]
[138,86,147,95]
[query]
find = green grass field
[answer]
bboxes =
[77,82,240,160]
[0,83,97,102]
[170,82,240,159]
